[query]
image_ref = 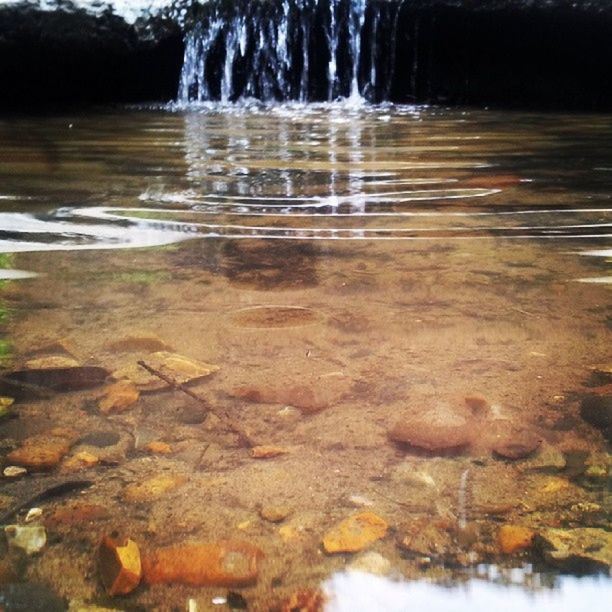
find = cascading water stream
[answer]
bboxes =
[177,0,401,104]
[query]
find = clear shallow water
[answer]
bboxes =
[0,105,610,610]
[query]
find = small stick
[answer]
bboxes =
[137,360,256,448]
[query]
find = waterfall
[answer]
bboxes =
[177,0,403,104]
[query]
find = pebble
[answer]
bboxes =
[145,441,173,455]
[112,351,219,391]
[4,524,47,555]
[98,536,142,596]
[25,507,43,523]
[142,540,263,587]
[104,334,172,354]
[388,405,472,453]
[98,380,140,414]
[179,404,208,424]
[45,502,109,527]
[537,528,611,570]
[3,465,27,478]
[322,512,388,554]
[491,428,541,460]
[397,523,452,558]
[250,445,289,459]
[498,525,535,554]
[123,474,187,503]
[24,355,80,369]
[61,451,99,472]
[230,381,345,414]
[6,429,77,470]
[259,505,293,523]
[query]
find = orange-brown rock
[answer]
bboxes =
[45,502,109,527]
[98,536,142,596]
[145,441,172,455]
[231,382,344,414]
[278,589,325,612]
[61,451,99,472]
[388,406,472,453]
[322,512,388,554]
[142,540,263,587]
[498,525,535,554]
[250,445,289,459]
[123,474,187,503]
[6,428,77,471]
[99,380,140,414]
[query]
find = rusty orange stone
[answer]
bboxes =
[145,441,172,455]
[323,512,388,554]
[498,525,535,554]
[7,438,71,471]
[98,536,142,596]
[99,380,140,414]
[250,445,289,459]
[123,474,186,503]
[61,451,99,472]
[142,540,263,587]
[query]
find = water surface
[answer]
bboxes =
[0,105,610,610]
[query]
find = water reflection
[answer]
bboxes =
[325,570,609,612]
[0,106,610,258]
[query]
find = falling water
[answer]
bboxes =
[177,0,402,104]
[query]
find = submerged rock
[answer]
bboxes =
[537,528,612,571]
[322,512,388,554]
[98,536,142,596]
[498,525,535,554]
[259,505,293,523]
[104,334,173,354]
[113,351,219,391]
[123,474,186,503]
[397,522,453,559]
[388,405,471,453]
[7,428,78,470]
[61,451,99,473]
[231,383,342,414]
[5,524,47,555]
[491,428,541,460]
[142,540,263,587]
[1,366,109,397]
[250,445,289,459]
[98,381,140,414]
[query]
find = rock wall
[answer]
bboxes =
[1,0,611,110]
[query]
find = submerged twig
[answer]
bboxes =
[137,360,256,448]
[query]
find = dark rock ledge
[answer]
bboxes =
[1,0,612,110]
